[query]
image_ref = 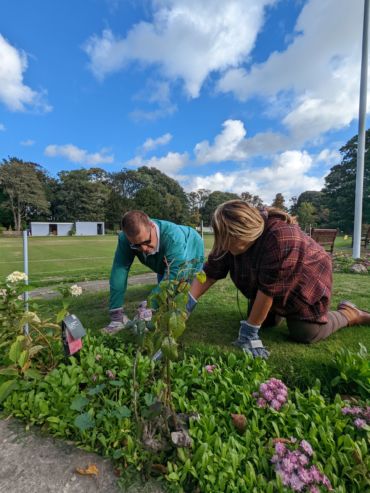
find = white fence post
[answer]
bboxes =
[23,230,29,335]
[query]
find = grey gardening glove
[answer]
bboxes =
[232,321,269,359]
[134,300,153,322]
[101,308,129,335]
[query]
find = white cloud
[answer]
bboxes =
[44,144,114,165]
[130,80,177,121]
[195,120,246,163]
[0,123,5,131]
[127,151,188,175]
[134,80,172,105]
[194,119,292,164]
[184,150,324,203]
[0,34,51,112]
[315,148,341,166]
[84,0,276,97]
[141,133,172,153]
[217,0,364,140]
[130,104,177,122]
[20,139,35,146]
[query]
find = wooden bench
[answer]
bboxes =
[362,226,370,249]
[310,228,338,254]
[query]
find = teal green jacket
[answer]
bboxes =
[109,219,204,310]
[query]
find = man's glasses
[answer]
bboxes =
[129,229,152,250]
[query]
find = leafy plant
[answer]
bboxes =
[2,339,369,492]
[331,344,370,399]
[0,272,82,403]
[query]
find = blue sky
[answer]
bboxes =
[0,0,366,203]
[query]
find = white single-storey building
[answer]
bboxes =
[30,221,105,237]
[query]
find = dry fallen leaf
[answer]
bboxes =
[230,413,247,433]
[151,463,168,475]
[75,464,99,477]
[272,438,294,444]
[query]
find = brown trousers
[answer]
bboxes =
[286,311,348,343]
[248,299,348,344]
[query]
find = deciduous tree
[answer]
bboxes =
[322,130,370,233]
[0,157,50,230]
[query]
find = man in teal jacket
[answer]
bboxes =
[102,210,204,334]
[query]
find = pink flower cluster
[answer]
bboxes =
[271,439,333,492]
[341,405,370,429]
[204,364,217,373]
[253,378,288,411]
[106,369,116,380]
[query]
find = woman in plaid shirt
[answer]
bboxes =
[187,200,370,358]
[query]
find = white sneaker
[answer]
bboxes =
[101,315,129,335]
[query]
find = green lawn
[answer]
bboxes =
[36,272,370,394]
[0,234,214,286]
[1,233,364,287]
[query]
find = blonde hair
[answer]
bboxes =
[210,200,295,256]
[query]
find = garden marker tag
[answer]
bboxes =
[63,314,86,339]
[61,314,86,357]
[66,329,82,355]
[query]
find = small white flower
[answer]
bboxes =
[69,284,82,297]
[6,271,28,284]
[0,288,7,298]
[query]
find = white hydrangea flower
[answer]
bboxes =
[69,284,82,297]
[6,271,28,283]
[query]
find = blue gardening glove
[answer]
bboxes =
[232,321,269,359]
[186,292,197,317]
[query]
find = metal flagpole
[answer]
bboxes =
[23,230,29,335]
[353,0,369,258]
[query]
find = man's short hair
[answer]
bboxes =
[121,210,151,237]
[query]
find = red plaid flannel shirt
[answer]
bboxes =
[204,215,332,323]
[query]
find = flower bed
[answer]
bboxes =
[1,272,369,492]
[2,337,369,492]
[332,252,370,273]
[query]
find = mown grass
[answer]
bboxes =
[36,272,370,394]
[0,234,214,286]
[1,233,365,287]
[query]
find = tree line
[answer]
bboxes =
[0,130,369,233]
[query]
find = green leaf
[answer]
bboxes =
[168,312,178,333]
[112,406,131,419]
[0,379,18,403]
[0,367,18,377]
[70,395,89,411]
[74,412,95,431]
[174,292,187,310]
[56,308,67,323]
[28,345,45,358]
[144,393,155,406]
[9,337,25,363]
[196,271,207,284]
[161,336,178,361]
[18,350,29,369]
[24,368,42,380]
[113,449,123,459]
[109,380,124,387]
[172,317,186,340]
[87,384,106,395]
